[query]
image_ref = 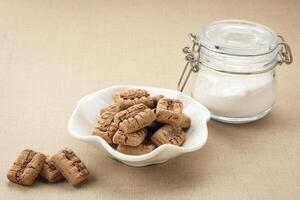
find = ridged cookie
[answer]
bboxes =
[52,148,89,186]
[93,108,118,143]
[151,94,164,107]
[113,89,154,111]
[113,128,147,146]
[155,98,183,125]
[180,113,191,129]
[117,142,156,155]
[99,105,117,115]
[40,156,64,183]
[7,149,45,186]
[151,125,185,146]
[114,104,156,134]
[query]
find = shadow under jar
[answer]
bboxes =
[178,20,293,124]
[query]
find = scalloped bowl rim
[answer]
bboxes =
[68,85,210,162]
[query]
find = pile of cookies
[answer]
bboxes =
[7,148,89,186]
[92,89,191,155]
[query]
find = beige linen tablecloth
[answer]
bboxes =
[0,0,299,199]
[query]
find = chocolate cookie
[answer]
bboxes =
[113,89,154,111]
[151,125,185,146]
[114,103,156,134]
[155,98,183,125]
[93,108,118,144]
[180,113,191,129]
[113,128,147,146]
[7,149,45,186]
[152,94,164,107]
[117,142,156,155]
[52,148,89,186]
[147,120,162,130]
[40,156,64,183]
[100,105,117,115]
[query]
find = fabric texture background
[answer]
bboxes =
[0,0,299,199]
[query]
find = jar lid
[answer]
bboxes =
[199,20,278,56]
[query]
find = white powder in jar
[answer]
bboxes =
[192,67,276,118]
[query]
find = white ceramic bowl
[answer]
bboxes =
[68,85,210,167]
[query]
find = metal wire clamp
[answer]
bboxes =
[177,33,201,92]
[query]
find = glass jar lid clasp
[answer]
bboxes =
[177,33,201,92]
[277,35,293,65]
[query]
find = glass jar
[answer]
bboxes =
[178,20,293,123]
